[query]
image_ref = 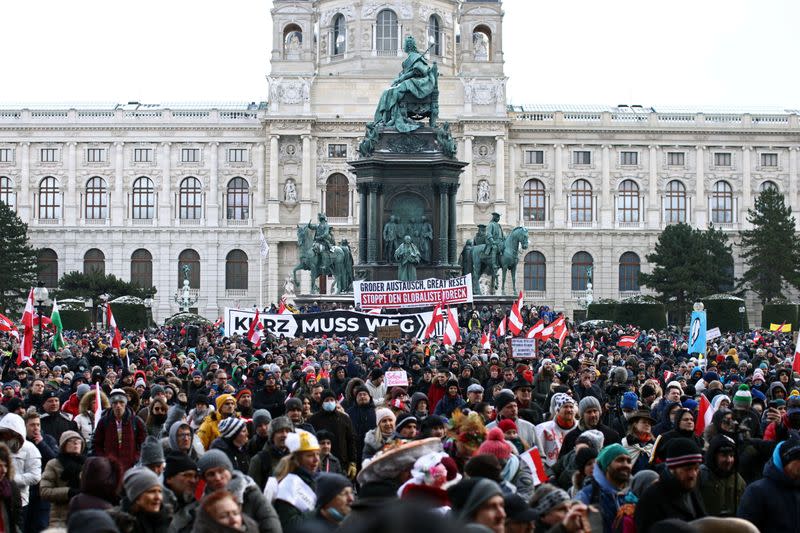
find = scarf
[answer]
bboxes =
[500,454,520,483]
[0,478,11,500]
[58,453,86,487]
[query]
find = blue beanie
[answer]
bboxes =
[682,398,698,411]
[620,391,638,410]
[704,371,719,383]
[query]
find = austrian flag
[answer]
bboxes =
[442,307,461,346]
[617,332,640,348]
[508,292,524,335]
[107,304,122,350]
[247,309,264,345]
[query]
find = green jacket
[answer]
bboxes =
[699,465,746,517]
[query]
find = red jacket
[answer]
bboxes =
[764,413,799,441]
[427,381,447,413]
[92,407,146,471]
[61,393,80,417]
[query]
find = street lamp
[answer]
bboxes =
[32,281,49,358]
[738,306,746,333]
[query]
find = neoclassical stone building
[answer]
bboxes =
[0,0,796,322]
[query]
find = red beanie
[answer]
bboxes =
[477,427,512,461]
[497,419,518,433]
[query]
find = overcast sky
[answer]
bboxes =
[4,0,799,109]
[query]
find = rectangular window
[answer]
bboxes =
[714,152,732,167]
[620,151,638,166]
[181,148,200,163]
[228,148,248,163]
[667,151,685,166]
[761,153,778,167]
[86,148,106,163]
[573,150,591,165]
[0,148,12,163]
[524,150,544,165]
[328,144,347,158]
[134,148,153,163]
[40,148,58,163]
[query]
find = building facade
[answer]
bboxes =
[0,0,797,322]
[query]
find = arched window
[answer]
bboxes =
[38,249,58,288]
[326,173,349,218]
[617,180,640,223]
[131,249,153,288]
[376,9,398,55]
[711,180,733,224]
[38,177,61,220]
[85,176,108,220]
[132,177,155,219]
[283,24,303,58]
[178,249,200,289]
[571,252,593,291]
[524,251,546,292]
[570,179,593,223]
[333,14,346,56]
[0,176,15,210]
[619,252,641,292]
[226,177,249,220]
[225,250,249,290]
[760,180,778,193]
[664,180,686,223]
[83,249,105,275]
[179,177,202,220]
[428,15,442,56]
[472,25,491,61]
[522,179,546,222]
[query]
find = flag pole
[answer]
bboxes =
[259,253,264,310]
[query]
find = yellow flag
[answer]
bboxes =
[770,323,792,332]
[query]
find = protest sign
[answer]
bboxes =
[511,338,536,358]
[353,274,473,309]
[385,370,408,387]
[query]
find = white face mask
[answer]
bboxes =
[323,401,336,412]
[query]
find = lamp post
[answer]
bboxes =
[32,281,49,358]
[738,306,746,333]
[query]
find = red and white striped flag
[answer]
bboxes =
[93,381,103,430]
[663,370,675,383]
[552,317,568,348]
[694,394,716,436]
[17,288,35,366]
[520,446,549,486]
[423,302,445,339]
[247,309,263,345]
[526,319,545,339]
[106,304,122,350]
[0,312,20,341]
[793,341,800,374]
[508,292,524,335]
[496,316,507,337]
[277,299,294,315]
[480,332,491,350]
[213,317,224,328]
[367,308,382,315]
[442,308,461,346]
[617,332,639,348]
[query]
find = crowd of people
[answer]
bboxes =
[0,300,799,533]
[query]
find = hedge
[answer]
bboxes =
[762,303,798,329]
[60,310,91,330]
[587,303,617,321]
[164,312,212,327]
[614,302,667,330]
[701,297,747,332]
[111,303,149,330]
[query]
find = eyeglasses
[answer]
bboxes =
[177,432,192,439]
[152,409,167,414]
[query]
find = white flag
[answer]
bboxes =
[260,230,270,259]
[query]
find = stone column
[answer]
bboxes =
[159,142,172,224]
[367,184,379,263]
[66,142,77,225]
[448,184,458,264]
[600,145,612,226]
[254,142,266,224]
[358,185,368,263]
[741,146,752,227]
[695,146,706,227]
[438,185,449,264]
[207,142,219,227]
[300,135,313,221]
[791,147,799,231]
[462,136,474,225]
[553,144,565,223]
[19,143,30,221]
[268,135,280,223]
[495,136,506,217]
[648,145,659,227]
[113,142,124,225]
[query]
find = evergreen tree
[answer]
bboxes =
[0,201,38,315]
[54,270,156,303]
[738,187,800,302]
[704,224,735,293]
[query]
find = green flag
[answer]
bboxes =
[51,298,66,350]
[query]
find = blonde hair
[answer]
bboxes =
[273,453,301,482]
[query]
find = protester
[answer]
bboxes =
[40,430,86,528]
[273,429,320,531]
[191,490,260,533]
[92,389,146,471]
[0,442,23,533]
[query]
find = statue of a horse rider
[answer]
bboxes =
[481,212,505,269]
[307,213,335,270]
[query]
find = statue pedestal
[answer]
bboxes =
[350,127,467,282]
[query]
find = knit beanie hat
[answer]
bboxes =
[779,435,800,465]
[164,452,197,480]
[215,393,235,411]
[494,390,517,412]
[576,429,604,451]
[218,417,246,440]
[578,396,601,417]
[59,430,85,451]
[732,384,752,408]
[235,389,252,401]
[620,391,638,410]
[551,392,575,415]
[268,416,294,440]
[76,384,92,399]
[285,397,303,411]
[575,446,598,471]
[395,413,418,432]
[253,409,272,426]
[464,454,502,481]
[530,484,570,521]
[497,419,517,433]
[375,407,396,425]
[596,443,629,472]
[123,467,161,503]
[752,369,765,383]
[68,510,120,533]
[664,437,703,468]
[140,436,165,466]
[197,449,233,475]
[447,478,503,521]
[477,427,512,461]
[109,388,127,404]
[315,473,351,509]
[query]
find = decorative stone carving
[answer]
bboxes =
[283,179,298,203]
[362,1,412,19]
[418,5,449,25]
[473,140,495,163]
[268,77,313,105]
[320,6,355,26]
[279,139,301,162]
[477,179,490,204]
[462,78,506,105]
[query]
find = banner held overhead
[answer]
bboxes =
[353,274,473,309]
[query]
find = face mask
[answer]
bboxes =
[326,508,345,523]
[323,401,336,412]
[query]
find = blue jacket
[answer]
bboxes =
[433,394,466,419]
[737,440,800,531]
[576,463,634,533]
